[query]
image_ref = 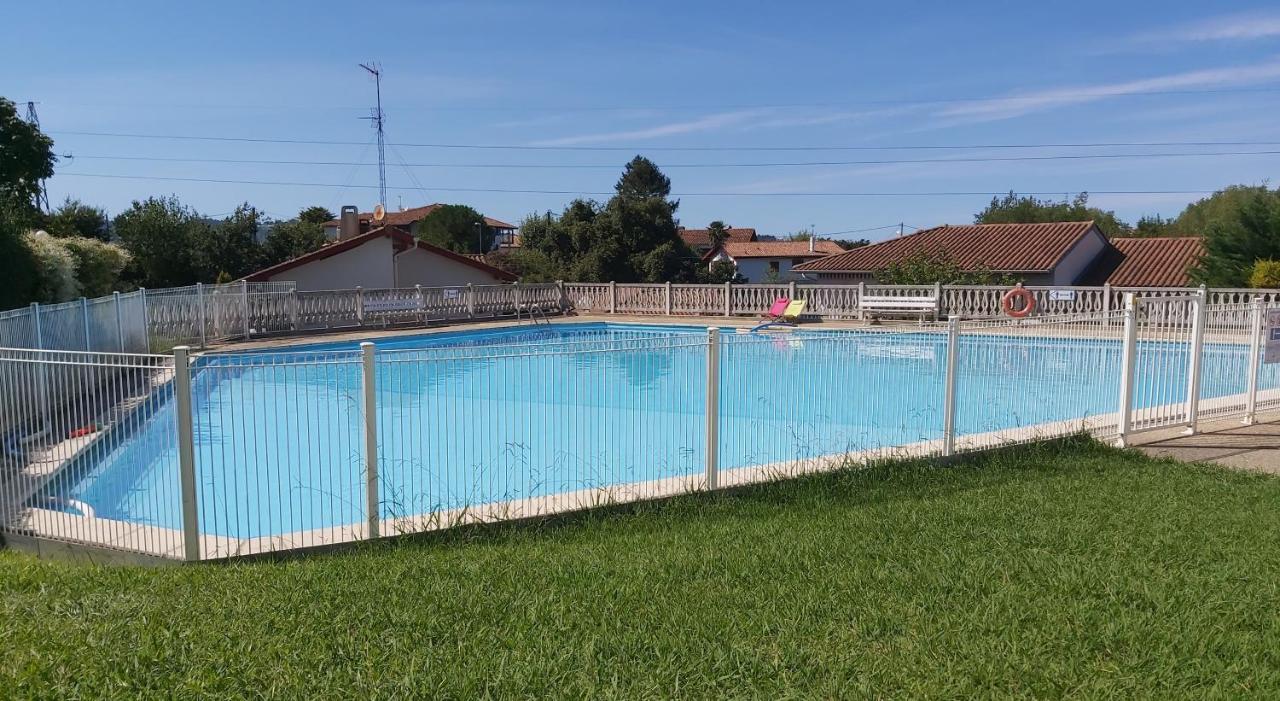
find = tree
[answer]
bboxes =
[1248,260,1280,288]
[703,260,746,284]
[191,203,264,281]
[1132,214,1183,238]
[836,238,871,250]
[516,158,701,283]
[877,250,1014,285]
[264,206,332,265]
[0,198,41,308]
[975,192,1130,238]
[45,198,110,240]
[706,220,730,249]
[113,196,206,288]
[1189,187,1280,286]
[416,204,492,254]
[615,155,675,203]
[0,97,55,218]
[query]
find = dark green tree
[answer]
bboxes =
[703,260,746,284]
[615,155,675,203]
[416,204,492,253]
[1131,214,1183,238]
[975,192,1130,238]
[113,196,206,287]
[0,97,55,218]
[45,198,110,240]
[836,238,871,250]
[0,198,41,308]
[706,220,730,249]
[264,206,333,265]
[194,203,264,281]
[1189,187,1280,286]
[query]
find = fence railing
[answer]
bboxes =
[3,294,1278,562]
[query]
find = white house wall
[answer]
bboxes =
[267,236,395,291]
[393,247,507,286]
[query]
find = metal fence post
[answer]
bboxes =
[466,283,476,319]
[723,281,732,317]
[705,327,720,490]
[609,281,617,314]
[140,287,151,353]
[196,283,208,348]
[664,281,672,316]
[80,297,91,351]
[241,280,251,340]
[361,342,380,539]
[1244,296,1264,425]
[1116,293,1138,447]
[942,316,961,456]
[1183,286,1207,434]
[355,286,365,325]
[113,291,125,352]
[172,346,201,562]
[30,302,49,429]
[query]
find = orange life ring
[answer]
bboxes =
[1001,286,1036,318]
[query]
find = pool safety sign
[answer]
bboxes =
[1265,309,1280,364]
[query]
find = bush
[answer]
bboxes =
[59,236,131,297]
[1248,259,1280,289]
[22,231,79,302]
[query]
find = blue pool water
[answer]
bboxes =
[54,322,1272,540]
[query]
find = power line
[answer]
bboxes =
[21,84,1280,113]
[49,130,1280,152]
[66,149,1280,169]
[54,172,1225,197]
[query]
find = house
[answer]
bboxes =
[1077,237,1205,287]
[322,204,519,247]
[792,221,1110,285]
[678,226,757,254]
[792,221,1207,287]
[243,226,517,291]
[703,239,844,282]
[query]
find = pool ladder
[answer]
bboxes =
[519,304,552,325]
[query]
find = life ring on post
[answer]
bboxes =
[1001,285,1036,318]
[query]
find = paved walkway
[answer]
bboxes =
[1132,415,1280,474]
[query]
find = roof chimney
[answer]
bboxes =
[339,205,359,241]
[809,234,815,253]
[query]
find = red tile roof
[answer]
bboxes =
[324,204,516,230]
[679,227,757,248]
[710,240,844,261]
[792,221,1100,273]
[1081,237,1205,287]
[243,226,517,282]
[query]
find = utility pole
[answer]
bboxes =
[898,222,904,237]
[25,102,50,213]
[359,63,387,208]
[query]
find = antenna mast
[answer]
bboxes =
[25,101,50,213]
[359,63,387,207]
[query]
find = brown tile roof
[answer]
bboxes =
[1080,237,1205,287]
[679,227,757,248]
[324,204,516,230]
[792,221,1100,273]
[243,226,517,282]
[712,240,844,260]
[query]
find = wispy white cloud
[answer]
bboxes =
[528,109,770,146]
[1134,11,1280,43]
[937,58,1280,123]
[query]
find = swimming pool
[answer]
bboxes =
[49,322,1272,542]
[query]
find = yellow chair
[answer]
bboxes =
[781,299,807,322]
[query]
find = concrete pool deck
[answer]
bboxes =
[1130,415,1280,474]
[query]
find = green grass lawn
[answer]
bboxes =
[3,439,1280,698]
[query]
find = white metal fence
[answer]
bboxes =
[2,292,1278,562]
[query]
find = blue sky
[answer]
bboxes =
[4,1,1280,240]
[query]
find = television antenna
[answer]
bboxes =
[359,62,387,208]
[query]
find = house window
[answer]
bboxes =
[768,261,780,274]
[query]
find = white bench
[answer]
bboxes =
[858,295,940,324]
